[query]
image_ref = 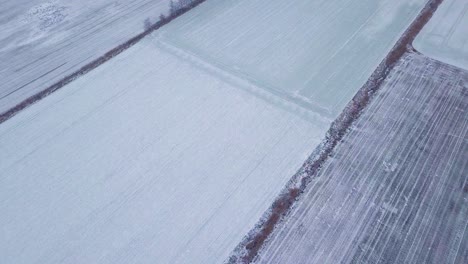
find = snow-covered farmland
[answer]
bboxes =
[0,0,170,113]
[0,37,327,263]
[256,52,468,264]
[0,0,435,263]
[157,0,426,118]
[414,0,468,70]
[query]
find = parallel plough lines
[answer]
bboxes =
[256,52,468,264]
[0,0,173,115]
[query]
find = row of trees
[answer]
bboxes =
[169,0,197,16]
[144,0,198,31]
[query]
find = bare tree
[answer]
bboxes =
[169,0,179,15]
[180,0,191,8]
[144,18,152,31]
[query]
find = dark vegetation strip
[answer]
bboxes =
[0,0,207,124]
[229,0,445,263]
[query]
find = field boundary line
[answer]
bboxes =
[227,0,445,263]
[0,0,208,124]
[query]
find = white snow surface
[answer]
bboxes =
[157,0,426,118]
[256,52,468,264]
[0,0,170,113]
[0,0,429,263]
[0,38,326,264]
[414,0,468,70]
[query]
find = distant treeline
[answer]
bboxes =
[170,0,200,15]
[145,0,202,30]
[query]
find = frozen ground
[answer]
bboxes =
[256,52,468,264]
[157,0,426,118]
[414,0,468,70]
[0,37,327,264]
[0,0,434,263]
[0,0,170,113]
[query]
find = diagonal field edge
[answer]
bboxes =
[0,0,207,125]
[227,0,445,263]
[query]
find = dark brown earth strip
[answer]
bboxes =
[229,0,445,263]
[0,0,207,124]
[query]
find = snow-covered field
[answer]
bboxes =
[157,0,426,118]
[0,1,433,263]
[0,0,170,113]
[256,52,468,264]
[0,37,327,263]
[414,0,468,70]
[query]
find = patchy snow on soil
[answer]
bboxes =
[0,38,326,264]
[256,52,468,264]
[414,0,468,70]
[0,0,170,113]
[157,0,426,119]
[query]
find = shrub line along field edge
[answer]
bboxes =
[0,0,208,125]
[0,0,448,262]
[228,0,445,263]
